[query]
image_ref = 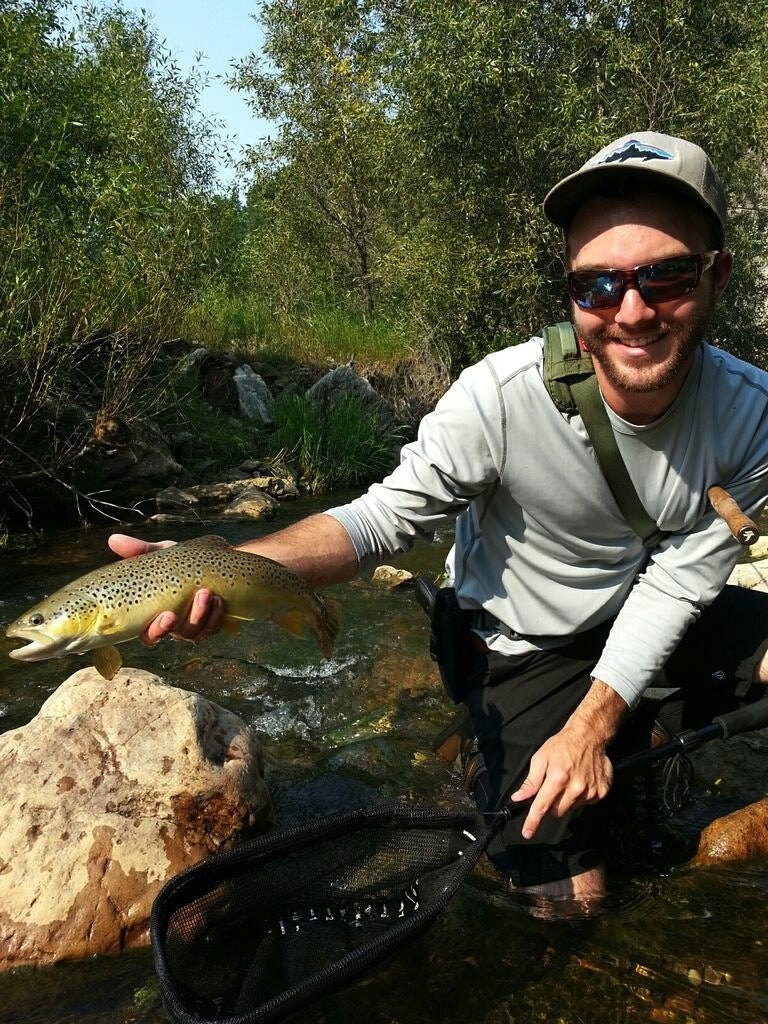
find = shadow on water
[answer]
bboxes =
[0,495,767,1022]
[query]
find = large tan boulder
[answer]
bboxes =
[0,667,272,970]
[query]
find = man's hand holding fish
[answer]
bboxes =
[108,513,357,645]
[108,535,226,645]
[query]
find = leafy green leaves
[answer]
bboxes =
[236,0,768,369]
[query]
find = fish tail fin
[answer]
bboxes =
[313,596,342,660]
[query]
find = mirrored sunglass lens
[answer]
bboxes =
[638,257,698,301]
[571,272,623,308]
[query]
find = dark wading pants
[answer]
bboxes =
[460,585,768,887]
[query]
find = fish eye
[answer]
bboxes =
[30,613,45,625]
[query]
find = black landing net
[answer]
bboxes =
[152,802,498,1024]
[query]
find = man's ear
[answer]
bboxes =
[713,249,733,299]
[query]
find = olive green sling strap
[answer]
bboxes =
[542,321,666,551]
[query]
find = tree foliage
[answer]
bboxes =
[236,0,768,368]
[1,1,223,516]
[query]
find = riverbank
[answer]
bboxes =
[1,332,449,548]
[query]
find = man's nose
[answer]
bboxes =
[614,283,658,327]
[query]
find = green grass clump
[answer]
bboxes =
[183,286,415,367]
[269,392,404,492]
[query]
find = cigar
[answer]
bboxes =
[708,485,761,546]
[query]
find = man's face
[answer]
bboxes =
[567,195,731,401]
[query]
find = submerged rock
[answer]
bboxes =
[0,667,272,970]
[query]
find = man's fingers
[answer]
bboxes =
[109,533,175,559]
[138,593,225,648]
[141,612,178,646]
[171,590,222,642]
[510,755,547,803]
[520,781,558,840]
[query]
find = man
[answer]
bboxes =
[111,132,768,902]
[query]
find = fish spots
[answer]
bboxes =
[57,776,75,793]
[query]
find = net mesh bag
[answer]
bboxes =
[151,802,495,1024]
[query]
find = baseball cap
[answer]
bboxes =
[543,131,727,246]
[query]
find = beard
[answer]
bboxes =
[575,302,715,394]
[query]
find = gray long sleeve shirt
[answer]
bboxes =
[327,339,768,707]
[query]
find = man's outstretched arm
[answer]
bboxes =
[108,513,359,644]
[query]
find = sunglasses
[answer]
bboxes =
[568,251,720,310]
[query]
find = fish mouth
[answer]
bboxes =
[6,626,70,662]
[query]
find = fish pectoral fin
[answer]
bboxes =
[219,614,246,636]
[92,645,122,680]
[272,609,308,638]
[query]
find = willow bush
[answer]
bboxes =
[0,1,222,525]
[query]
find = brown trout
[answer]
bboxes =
[6,535,342,679]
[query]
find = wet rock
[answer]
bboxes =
[234,365,274,424]
[0,667,272,969]
[157,481,245,507]
[74,416,191,502]
[157,475,295,511]
[222,485,279,520]
[156,485,201,509]
[689,797,768,867]
[305,364,396,429]
[250,475,300,499]
[371,565,414,588]
[149,513,197,524]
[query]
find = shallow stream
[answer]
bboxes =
[1,496,766,1024]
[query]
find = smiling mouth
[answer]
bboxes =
[609,335,666,351]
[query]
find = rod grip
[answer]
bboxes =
[712,697,768,739]
[707,485,761,546]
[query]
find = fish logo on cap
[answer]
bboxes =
[599,140,674,164]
